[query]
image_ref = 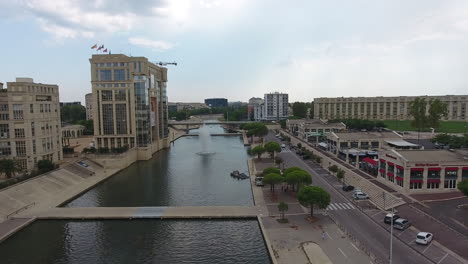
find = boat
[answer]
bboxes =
[230,170,249,180]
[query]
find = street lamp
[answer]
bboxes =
[384,192,394,264]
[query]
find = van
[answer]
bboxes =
[255,177,264,186]
[393,218,411,230]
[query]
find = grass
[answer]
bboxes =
[383,120,468,133]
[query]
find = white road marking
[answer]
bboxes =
[371,211,383,218]
[351,242,360,252]
[338,248,347,258]
[329,204,337,210]
[422,242,432,253]
[335,203,343,209]
[397,227,408,237]
[325,231,333,240]
[341,203,352,209]
[347,203,355,209]
[437,253,449,264]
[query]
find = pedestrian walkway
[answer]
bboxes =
[326,202,355,211]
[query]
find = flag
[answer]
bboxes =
[103,48,107,52]
[97,46,102,51]
[91,44,97,49]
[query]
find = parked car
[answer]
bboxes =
[416,232,433,245]
[281,144,286,148]
[393,218,411,230]
[384,213,401,224]
[255,177,264,186]
[352,191,369,200]
[342,185,355,192]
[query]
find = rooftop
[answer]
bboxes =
[395,149,468,162]
[332,131,401,140]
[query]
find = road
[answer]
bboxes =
[266,132,433,264]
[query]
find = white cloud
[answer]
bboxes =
[128,37,175,51]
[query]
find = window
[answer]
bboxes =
[409,182,422,189]
[427,182,439,189]
[0,142,11,156]
[32,139,36,154]
[31,122,35,136]
[14,128,25,138]
[114,69,126,80]
[16,159,27,170]
[30,104,34,113]
[16,141,26,157]
[0,104,8,111]
[0,113,9,120]
[13,104,24,120]
[115,104,127,134]
[102,104,114,135]
[40,104,44,113]
[101,90,113,101]
[100,69,112,81]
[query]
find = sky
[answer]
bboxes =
[1,0,468,104]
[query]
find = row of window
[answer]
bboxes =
[101,90,126,101]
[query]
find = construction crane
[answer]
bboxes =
[153,61,177,66]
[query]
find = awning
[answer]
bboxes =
[463,167,468,170]
[428,179,441,183]
[410,179,423,183]
[379,159,386,163]
[396,176,403,181]
[410,168,424,171]
[396,165,404,170]
[318,142,328,148]
[428,168,441,171]
[385,139,420,147]
[362,157,377,166]
[387,162,394,166]
[445,167,458,171]
[387,172,394,177]
[379,169,386,173]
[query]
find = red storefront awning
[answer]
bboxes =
[387,172,394,177]
[363,157,377,165]
[379,169,386,173]
[410,179,423,183]
[410,168,424,171]
[445,167,458,171]
[428,168,441,171]
[396,176,403,181]
[379,159,386,163]
[395,165,404,170]
[428,179,441,183]
[463,167,468,170]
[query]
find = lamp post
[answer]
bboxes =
[384,192,394,264]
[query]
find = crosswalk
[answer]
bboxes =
[326,202,355,210]
[280,148,292,153]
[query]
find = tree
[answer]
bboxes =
[283,166,302,175]
[278,202,289,220]
[297,186,331,217]
[458,181,468,197]
[275,156,284,169]
[263,167,281,175]
[251,146,266,159]
[241,123,268,142]
[337,169,345,183]
[37,160,57,174]
[292,102,308,118]
[328,165,338,175]
[279,119,286,129]
[264,141,281,159]
[0,159,21,178]
[61,104,86,124]
[297,143,302,149]
[427,99,448,129]
[263,173,283,192]
[76,119,94,135]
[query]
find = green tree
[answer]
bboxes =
[458,180,468,197]
[297,143,302,149]
[264,141,281,159]
[251,146,266,159]
[297,186,331,217]
[263,173,283,192]
[287,169,312,191]
[37,160,57,174]
[275,156,284,169]
[409,98,429,136]
[285,171,301,191]
[279,119,286,129]
[283,166,303,175]
[76,119,94,135]
[292,102,308,118]
[0,159,21,178]
[263,167,281,175]
[61,105,86,124]
[427,99,448,129]
[241,123,268,142]
[337,169,345,183]
[278,201,289,220]
[328,165,338,175]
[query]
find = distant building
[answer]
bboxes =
[248,97,263,120]
[286,119,346,143]
[90,54,169,160]
[253,92,288,121]
[60,101,82,108]
[205,98,228,107]
[0,78,62,173]
[228,101,247,108]
[85,93,93,120]
[168,102,209,112]
[314,95,468,121]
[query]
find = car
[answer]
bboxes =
[384,213,400,224]
[393,218,411,230]
[255,177,264,186]
[281,144,286,148]
[416,232,433,245]
[352,191,369,200]
[342,185,355,192]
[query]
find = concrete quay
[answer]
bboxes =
[16,206,264,220]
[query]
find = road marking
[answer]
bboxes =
[325,231,333,240]
[338,248,347,258]
[335,203,343,209]
[351,242,360,251]
[397,227,408,237]
[347,203,355,209]
[341,203,352,209]
[371,211,383,218]
[422,242,432,253]
[328,204,337,210]
[437,253,449,264]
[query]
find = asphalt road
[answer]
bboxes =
[267,133,432,264]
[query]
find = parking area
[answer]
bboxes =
[368,210,465,264]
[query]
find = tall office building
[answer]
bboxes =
[263,92,289,121]
[85,93,93,120]
[0,78,62,172]
[90,54,169,160]
[204,98,228,107]
[314,95,468,121]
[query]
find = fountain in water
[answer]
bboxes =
[197,124,215,155]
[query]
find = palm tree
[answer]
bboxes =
[0,159,22,178]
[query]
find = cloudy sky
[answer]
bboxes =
[1,0,468,104]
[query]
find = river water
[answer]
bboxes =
[0,124,270,263]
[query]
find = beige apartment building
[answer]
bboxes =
[90,54,170,160]
[314,95,468,121]
[0,78,62,172]
[85,93,93,120]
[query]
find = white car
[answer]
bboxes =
[416,232,433,245]
[255,177,264,186]
[352,191,369,200]
[281,144,286,148]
